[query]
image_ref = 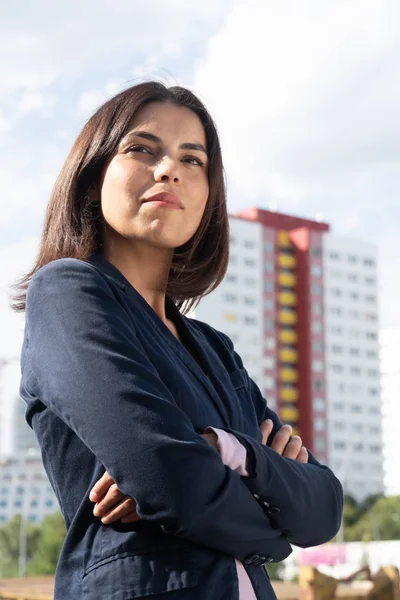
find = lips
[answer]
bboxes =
[142,192,183,209]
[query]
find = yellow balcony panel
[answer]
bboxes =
[279,291,297,307]
[280,368,298,383]
[278,254,296,269]
[279,348,298,363]
[281,406,300,422]
[277,230,291,248]
[280,387,299,402]
[278,272,297,287]
[291,427,300,436]
[279,329,298,344]
[279,310,297,326]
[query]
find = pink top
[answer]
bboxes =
[209,427,258,600]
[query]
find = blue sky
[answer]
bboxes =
[1,0,400,359]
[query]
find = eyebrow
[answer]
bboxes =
[123,130,208,156]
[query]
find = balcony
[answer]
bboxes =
[277,230,291,248]
[280,368,299,383]
[279,291,297,307]
[280,387,298,402]
[279,310,297,326]
[279,329,297,344]
[281,406,300,422]
[278,254,296,269]
[278,272,296,287]
[279,348,298,363]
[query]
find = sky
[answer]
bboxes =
[1,0,400,360]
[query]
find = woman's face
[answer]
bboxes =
[100,101,209,250]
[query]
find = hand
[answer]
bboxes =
[89,471,140,525]
[200,431,218,449]
[260,419,308,463]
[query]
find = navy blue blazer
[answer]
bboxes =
[20,253,343,600]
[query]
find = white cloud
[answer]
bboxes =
[16,92,56,117]
[192,0,400,328]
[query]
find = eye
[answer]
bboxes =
[126,145,152,155]
[183,156,206,167]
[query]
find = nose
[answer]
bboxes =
[153,157,180,184]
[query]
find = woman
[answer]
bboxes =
[13,82,343,600]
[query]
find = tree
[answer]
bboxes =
[27,512,66,575]
[0,515,40,577]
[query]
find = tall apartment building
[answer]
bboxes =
[193,208,383,501]
[380,327,400,497]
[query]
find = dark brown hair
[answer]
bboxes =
[10,81,229,315]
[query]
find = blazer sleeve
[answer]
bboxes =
[24,259,292,564]
[217,331,344,548]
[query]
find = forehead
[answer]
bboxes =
[125,101,206,145]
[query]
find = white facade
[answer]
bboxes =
[0,357,38,455]
[380,327,400,496]
[0,452,58,524]
[323,234,383,501]
[193,217,266,393]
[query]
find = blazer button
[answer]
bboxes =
[267,506,281,515]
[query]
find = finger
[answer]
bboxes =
[297,447,309,464]
[101,498,138,525]
[93,483,125,517]
[282,436,302,459]
[89,471,115,502]
[121,510,141,524]
[260,419,274,445]
[270,424,292,455]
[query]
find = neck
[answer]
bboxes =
[102,234,174,323]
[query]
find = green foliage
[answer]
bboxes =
[0,514,41,577]
[26,512,66,575]
[0,512,65,577]
[266,561,284,581]
[344,495,400,542]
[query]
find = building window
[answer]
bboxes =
[348,255,358,264]
[311,247,322,258]
[264,357,275,369]
[244,316,257,326]
[264,337,275,350]
[224,313,237,323]
[350,366,361,375]
[264,298,274,310]
[349,310,359,319]
[313,398,325,411]
[329,252,340,260]
[244,297,256,306]
[264,262,274,273]
[264,319,274,330]
[264,241,274,252]
[229,255,237,265]
[366,332,377,340]
[351,405,362,413]
[313,379,324,392]
[312,303,322,315]
[313,342,323,353]
[223,293,237,303]
[264,376,275,389]
[311,284,322,295]
[226,274,237,284]
[331,345,343,354]
[332,364,344,374]
[244,258,256,268]
[314,418,325,431]
[312,322,323,333]
[311,265,322,277]
[334,441,346,450]
[245,277,257,287]
[330,307,342,316]
[331,288,342,297]
[367,369,378,377]
[348,273,358,282]
[365,277,375,285]
[333,422,344,431]
[364,258,375,267]
[369,387,379,396]
[366,313,377,322]
[349,292,359,301]
[365,295,376,304]
[349,348,360,357]
[367,350,378,359]
[264,281,274,292]
[333,402,344,411]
